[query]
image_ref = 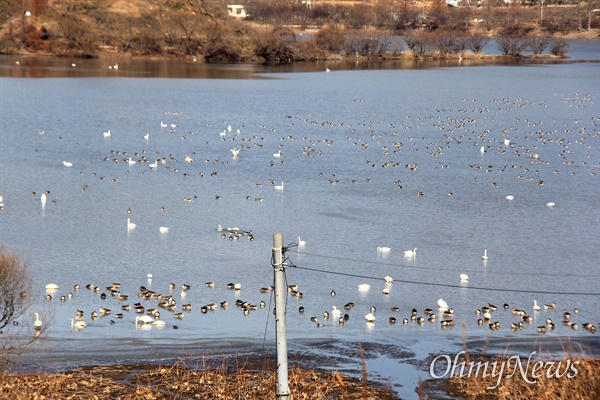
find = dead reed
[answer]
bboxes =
[447,327,600,399]
[0,354,397,399]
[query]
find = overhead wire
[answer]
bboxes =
[295,249,599,278]
[285,249,599,296]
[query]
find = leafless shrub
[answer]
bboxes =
[344,31,393,57]
[468,32,490,54]
[404,30,431,56]
[549,38,569,57]
[496,36,527,56]
[315,23,346,53]
[57,15,97,57]
[0,244,50,367]
[527,37,550,55]
[253,26,297,63]
[432,30,460,55]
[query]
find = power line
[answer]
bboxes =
[295,250,598,278]
[286,262,600,297]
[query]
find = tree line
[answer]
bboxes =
[0,0,594,61]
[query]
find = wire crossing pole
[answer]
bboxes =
[273,232,291,399]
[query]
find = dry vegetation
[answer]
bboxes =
[0,0,597,61]
[448,355,600,399]
[0,359,398,399]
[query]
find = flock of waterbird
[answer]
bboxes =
[17,93,596,225]
[4,91,597,340]
[42,277,267,332]
[37,269,597,336]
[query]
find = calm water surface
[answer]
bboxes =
[0,42,599,398]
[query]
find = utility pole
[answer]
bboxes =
[540,0,545,25]
[273,233,290,399]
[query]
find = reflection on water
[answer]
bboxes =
[1,37,598,79]
[0,41,599,396]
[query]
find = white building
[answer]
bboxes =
[227,5,247,18]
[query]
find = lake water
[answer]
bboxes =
[0,41,599,398]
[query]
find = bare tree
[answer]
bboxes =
[468,31,490,54]
[549,38,569,56]
[394,0,421,31]
[404,29,431,56]
[527,37,550,54]
[315,23,346,53]
[0,244,50,366]
[576,0,600,30]
[496,35,527,56]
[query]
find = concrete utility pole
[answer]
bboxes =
[273,233,290,399]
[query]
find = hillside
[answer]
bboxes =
[0,0,598,61]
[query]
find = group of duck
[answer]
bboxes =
[299,283,597,335]
[44,278,270,331]
[41,275,597,337]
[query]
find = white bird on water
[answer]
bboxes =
[273,150,281,158]
[331,306,342,319]
[546,202,556,207]
[127,217,136,230]
[103,130,111,138]
[275,181,284,192]
[365,312,376,322]
[34,312,42,330]
[437,298,449,310]
[459,274,469,282]
[298,236,306,247]
[482,249,488,261]
[404,248,418,257]
[231,148,241,158]
[377,247,391,253]
[533,300,541,311]
[159,226,170,233]
[357,283,371,292]
[505,195,514,201]
[62,161,73,167]
[70,318,87,329]
[136,315,154,324]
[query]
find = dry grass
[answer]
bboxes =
[446,328,600,399]
[0,356,398,399]
[448,355,600,399]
